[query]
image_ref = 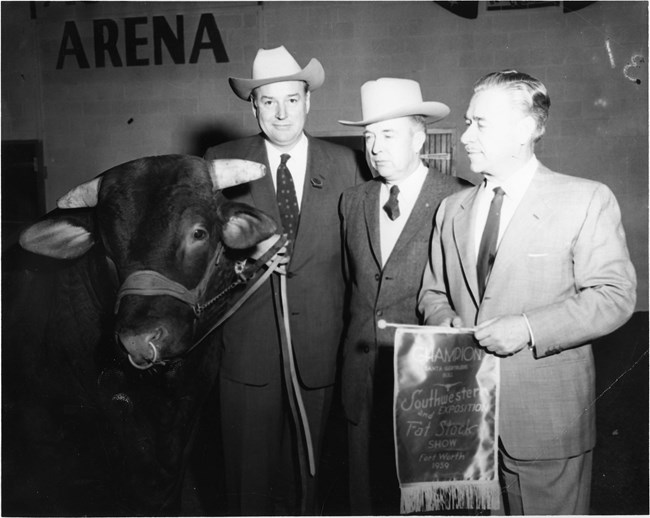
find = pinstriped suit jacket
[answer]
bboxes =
[419,163,636,459]
[205,133,362,388]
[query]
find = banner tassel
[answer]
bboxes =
[400,481,500,514]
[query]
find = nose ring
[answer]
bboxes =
[128,341,159,370]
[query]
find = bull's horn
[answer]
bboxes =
[57,177,102,208]
[208,159,266,190]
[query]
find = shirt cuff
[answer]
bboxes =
[522,312,536,350]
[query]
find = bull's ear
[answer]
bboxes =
[219,202,277,249]
[19,218,95,259]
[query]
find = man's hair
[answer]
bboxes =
[410,115,427,133]
[250,80,309,103]
[474,70,551,142]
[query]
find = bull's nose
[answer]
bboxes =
[118,328,165,368]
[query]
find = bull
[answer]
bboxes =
[2,154,280,515]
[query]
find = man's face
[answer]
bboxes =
[252,81,310,151]
[460,86,530,179]
[364,117,425,182]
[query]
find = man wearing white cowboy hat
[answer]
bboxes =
[204,46,363,515]
[338,77,468,514]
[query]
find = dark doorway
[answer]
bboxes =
[2,140,46,248]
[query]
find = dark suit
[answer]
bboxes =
[339,168,466,514]
[204,133,361,514]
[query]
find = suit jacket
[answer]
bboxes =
[204,133,361,388]
[340,169,466,424]
[418,163,637,459]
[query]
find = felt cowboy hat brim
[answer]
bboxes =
[229,46,325,101]
[338,101,450,126]
[338,77,450,126]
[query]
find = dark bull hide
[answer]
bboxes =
[2,155,278,515]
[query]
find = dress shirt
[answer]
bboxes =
[379,162,429,267]
[265,133,308,210]
[474,156,538,260]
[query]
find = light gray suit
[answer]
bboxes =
[418,163,636,512]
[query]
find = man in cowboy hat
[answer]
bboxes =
[338,78,468,514]
[204,46,363,515]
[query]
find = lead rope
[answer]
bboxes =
[190,253,282,348]
[272,273,316,514]
[188,234,289,350]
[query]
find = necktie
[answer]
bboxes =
[383,185,401,220]
[276,153,300,242]
[477,186,505,299]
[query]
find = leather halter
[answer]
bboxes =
[115,243,241,319]
[114,235,287,369]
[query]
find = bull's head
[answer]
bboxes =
[19,155,278,368]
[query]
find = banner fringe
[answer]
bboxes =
[400,481,500,514]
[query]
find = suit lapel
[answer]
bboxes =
[388,170,438,258]
[489,166,549,282]
[290,136,338,268]
[452,187,481,307]
[363,180,383,270]
[246,136,282,224]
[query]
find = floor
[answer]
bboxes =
[3,312,648,516]
[180,312,649,516]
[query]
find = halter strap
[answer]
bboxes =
[116,270,198,311]
[116,234,289,369]
[114,242,227,315]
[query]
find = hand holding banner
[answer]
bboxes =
[388,323,500,513]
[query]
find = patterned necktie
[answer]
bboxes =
[477,186,505,299]
[383,185,401,220]
[276,153,300,242]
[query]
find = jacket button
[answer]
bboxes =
[363,345,370,353]
[375,273,380,281]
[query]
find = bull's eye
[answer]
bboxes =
[193,228,208,240]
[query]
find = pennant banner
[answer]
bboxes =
[392,325,500,513]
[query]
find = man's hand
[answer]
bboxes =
[269,242,290,275]
[250,234,291,275]
[427,315,464,328]
[250,234,283,260]
[474,315,530,356]
[444,315,465,328]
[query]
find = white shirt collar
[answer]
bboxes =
[382,162,429,195]
[474,155,539,258]
[264,134,308,209]
[378,162,429,267]
[265,133,308,170]
[484,155,538,204]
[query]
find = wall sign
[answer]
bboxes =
[486,1,559,10]
[56,13,229,69]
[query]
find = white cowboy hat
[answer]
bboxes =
[339,77,449,126]
[229,46,325,100]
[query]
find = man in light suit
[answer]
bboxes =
[338,78,467,515]
[204,46,362,515]
[418,70,636,515]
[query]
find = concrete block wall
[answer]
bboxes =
[1,0,647,308]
